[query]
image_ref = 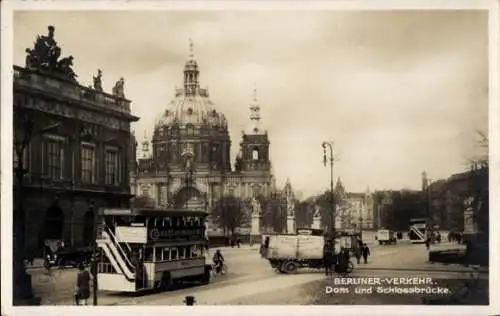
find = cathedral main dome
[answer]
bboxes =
[149,40,231,173]
[154,40,228,131]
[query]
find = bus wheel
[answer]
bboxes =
[283,261,299,274]
[160,272,172,291]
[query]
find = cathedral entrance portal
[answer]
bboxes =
[173,186,206,211]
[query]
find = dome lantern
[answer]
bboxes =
[154,39,228,133]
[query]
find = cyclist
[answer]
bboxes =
[212,249,225,274]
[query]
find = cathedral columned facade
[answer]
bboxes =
[130,41,275,230]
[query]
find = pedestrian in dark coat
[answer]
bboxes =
[362,243,370,264]
[354,246,362,264]
[323,248,335,276]
[425,237,431,250]
[75,263,91,305]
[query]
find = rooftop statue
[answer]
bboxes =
[93,69,103,92]
[112,77,125,98]
[24,26,77,82]
[56,56,77,81]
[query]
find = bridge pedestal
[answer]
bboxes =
[287,215,295,234]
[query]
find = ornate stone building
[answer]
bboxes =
[335,178,375,230]
[13,26,139,255]
[130,41,275,230]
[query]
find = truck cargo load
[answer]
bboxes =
[266,234,325,260]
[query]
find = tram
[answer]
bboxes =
[96,207,211,292]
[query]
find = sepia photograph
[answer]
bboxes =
[1,1,498,315]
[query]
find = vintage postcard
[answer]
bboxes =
[1,1,498,316]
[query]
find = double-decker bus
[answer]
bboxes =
[96,207,211,292]
[408,218,428,243]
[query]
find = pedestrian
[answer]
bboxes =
[236,238,241,248]
[323,246,334,276]
[436,232,441,243]
[354,246,362,264]
[425,236,430,250]
[75,263,91,306]
[249,237,254,248]
[362,243,370,264]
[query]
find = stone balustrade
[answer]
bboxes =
[13,65,131,114]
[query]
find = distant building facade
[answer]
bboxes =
[13,26,139,255]
[130,41,275,233]
[334,178,375,230]
[426,168,488,233]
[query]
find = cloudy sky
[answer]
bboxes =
[13,10,488,197]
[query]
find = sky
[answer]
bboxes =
[12,10,488,197]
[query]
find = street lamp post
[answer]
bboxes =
[427,179,433,234]
[321,142,335,242]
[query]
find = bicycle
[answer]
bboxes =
[211,262,228,277]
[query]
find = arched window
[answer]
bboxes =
[252,148,259,160]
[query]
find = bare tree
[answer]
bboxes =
[295,200,313,228]
[466,129,488,171]
[211,195,248,236]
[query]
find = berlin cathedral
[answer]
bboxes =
[130,41,276,230]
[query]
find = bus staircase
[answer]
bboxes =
[409,225,426,243]
[97,225,137,284]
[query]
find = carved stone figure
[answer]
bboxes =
[25,26,77,82]
[286,195,295,216]
[25,48,37,70]
[56,56,77,81]
[251,197,261,216]
[32,25,60,70]
[93,69,103,92]
[184,155,194,184]
[112,77,125,98]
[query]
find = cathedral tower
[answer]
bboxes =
[239,86,271,173]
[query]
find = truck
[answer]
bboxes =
[377,229,397,245]
[261,229,354,274]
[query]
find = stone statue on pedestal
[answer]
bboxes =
[251,197,261,216]
[93,69,103,92]
[112,77,125,98]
